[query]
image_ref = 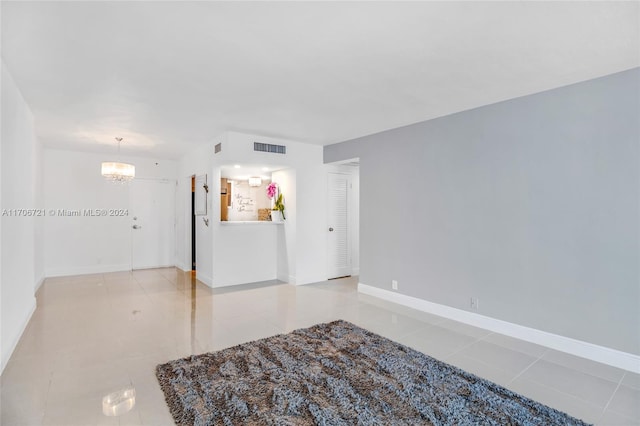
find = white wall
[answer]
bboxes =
[209,131,327,287]
[174,131,347,289]
[33,132,44,287]
[1,62,41,372]
[43,149,177,276]
[0,65,3,375]
[0,89,2,374]
[273,169,296,283]
[215,223,278,285]
[176,141,215,285]
[294,162,328,285]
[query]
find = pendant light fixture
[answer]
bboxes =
[101,137,135,183]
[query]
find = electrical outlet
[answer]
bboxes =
[470,297,479,310]
[392,280,398,290]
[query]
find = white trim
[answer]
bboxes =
[175,262,190,273]
[358,283,640,374]
[277,273,296,285]
[298,278,325,286]
[132,263,175,270]
[183,175,193,283]
[196,272,212,287]
[219,221,283,226]
[1,298,36,374]
[34,274,45,292]
[45,263,131,277]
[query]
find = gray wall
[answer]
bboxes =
[325,68,640,355]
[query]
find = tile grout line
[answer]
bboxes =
[40,368,55,424]
[5,269,628,425]
[508,347,550,386]
[507,351,624,422]
[600,371,625,416]
[443,331,492,359]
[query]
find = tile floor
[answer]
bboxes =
[1,268,638,425]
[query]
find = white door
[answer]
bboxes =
[130,179,176,269]
[327,172,351,279]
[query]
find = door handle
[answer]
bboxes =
[329,227,334,232]
[132,225,142,229]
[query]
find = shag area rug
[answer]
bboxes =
[156,320,589,425]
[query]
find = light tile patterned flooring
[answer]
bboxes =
[1,268,638,425]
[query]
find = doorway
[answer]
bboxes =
[191,175,196,273]
[327,165,359,279]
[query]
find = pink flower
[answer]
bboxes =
[267,182,277,199]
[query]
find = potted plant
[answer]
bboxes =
[273,193,286,221]
[267,182,285,221]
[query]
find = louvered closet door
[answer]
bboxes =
[327,172,351,279]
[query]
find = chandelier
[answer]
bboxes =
[101,137,135,183]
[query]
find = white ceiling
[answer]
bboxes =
[2,2,638,159]
[220,164,283,181]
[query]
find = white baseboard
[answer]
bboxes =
[296,280,321,286]
[358,283,640,374]
[175,261,189,272]
[276,272,291,284]
[1,297,36,374]
[276,273,297,285]
[45,263,186,277]
[45,264,131,277]
[196,272,212,287]
[131,263,175,270]
[34,274,45,292]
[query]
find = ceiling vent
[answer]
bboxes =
[254,142,286,154]
[214,143,222,154]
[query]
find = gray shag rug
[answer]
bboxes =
[156,320,590,425]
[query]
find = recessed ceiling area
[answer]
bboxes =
[220,164,284,182]
[1,1,638,159]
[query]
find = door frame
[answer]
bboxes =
[191,175,196,271]
[326,170,353,280]
[129,177,177,270]
[180,175,195,273]
[325,161,360,280]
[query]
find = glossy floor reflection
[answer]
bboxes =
[1,268,637,425]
